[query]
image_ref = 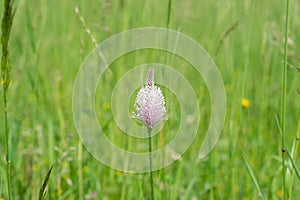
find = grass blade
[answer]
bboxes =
[1,0,15,199]
[275,114,300,181]
[215,21,240,56]
[285,148,300,181]
[166,0,172,28]
[38,165,54,200]
[241,150,266,200]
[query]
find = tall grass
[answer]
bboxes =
[0,0,299,199]
[281,0,290,199]
[1,0,15,199]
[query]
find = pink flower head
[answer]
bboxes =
[133,67,167,129]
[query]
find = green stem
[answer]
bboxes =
[78,141,84,200]
[1,0,14,199]
[166,0,172,28]
[281,0,290,199]
[4,89,11,200]
[148,128,154,200]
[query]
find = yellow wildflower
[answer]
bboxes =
[241,98,250,108]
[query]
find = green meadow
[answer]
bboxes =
[0,0,299,199]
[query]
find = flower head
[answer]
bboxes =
[241,98,250,108]
[133,67,167,129]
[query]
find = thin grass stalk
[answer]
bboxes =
[77,24,85,200]
[74,5,111,74]
[77,141,84,200]
[281,0,290,199]
[148,128,154,200]
[164,0,172,66]
[1,0,15,199]
[166,0,172,28]
[3,90,11,200]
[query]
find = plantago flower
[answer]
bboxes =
[133,67,167,129]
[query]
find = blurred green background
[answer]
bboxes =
[0,0,299,199]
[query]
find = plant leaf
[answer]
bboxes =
[241,150,266,200]
[38,165,54,200]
